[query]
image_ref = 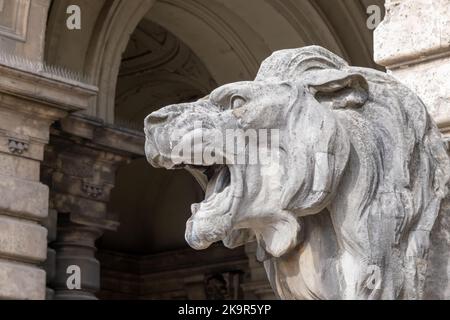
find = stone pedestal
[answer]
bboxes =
[0,62,96,299]
[374,0,450,139]
[42,114,143,299]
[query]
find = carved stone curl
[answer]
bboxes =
[144,46,450,300]
[8,138,29,155]
[81,181,104,199]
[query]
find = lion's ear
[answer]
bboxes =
[307,70,369,109]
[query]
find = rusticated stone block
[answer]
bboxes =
[384,56,450,123]
[0,259,46,300]
[0,153,40,181]
[0,215,47,263]
[374,0,450,67]
[0,174,49,219]
[374,0,450,127]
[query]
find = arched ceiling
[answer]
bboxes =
[114,19,216,130]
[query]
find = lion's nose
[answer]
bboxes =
[145,105,186,129]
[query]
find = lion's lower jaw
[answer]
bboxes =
[185,214,233,250]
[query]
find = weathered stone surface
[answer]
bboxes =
[0,259,46,300]
[51,220,103,300]
[0,215,47,262]
[374,0,450,67]
[0,153,40,181]
[0,175,49,219]
[145,46,450,299]
[374,0,450,131]
[386,57,450,124]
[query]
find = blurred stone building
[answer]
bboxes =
[0,0,448,299]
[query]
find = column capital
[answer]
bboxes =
[43,114,145,232]
[0,57,97,122]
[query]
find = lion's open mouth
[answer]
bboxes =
[182,163,239,250]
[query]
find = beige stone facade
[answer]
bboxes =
[0,0,447,300]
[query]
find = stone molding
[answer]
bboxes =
[0,57,98,114]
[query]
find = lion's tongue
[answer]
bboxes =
[191,166,229,216]
[203,166,230,201]
[187,165,233,249]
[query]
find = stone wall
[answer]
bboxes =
[374,0,450,139]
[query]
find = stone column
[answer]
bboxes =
[42,114,144,299]
[374,0,450,139]
[0,63,95,299]
[50,215,105,300]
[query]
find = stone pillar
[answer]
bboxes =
[0,62,96,299]
[41,114,144,299]
[374,0,450,139]
[51,215,104,300]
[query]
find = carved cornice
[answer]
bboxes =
[0,52,98,118]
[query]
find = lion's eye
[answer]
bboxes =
[230,95,246,109]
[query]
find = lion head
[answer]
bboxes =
[145,46,450,299]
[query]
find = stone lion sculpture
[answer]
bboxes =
[144,46,450,300]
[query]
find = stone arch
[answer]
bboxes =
[45,0,155,122]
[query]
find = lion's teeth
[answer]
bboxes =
[191,203,200,215]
